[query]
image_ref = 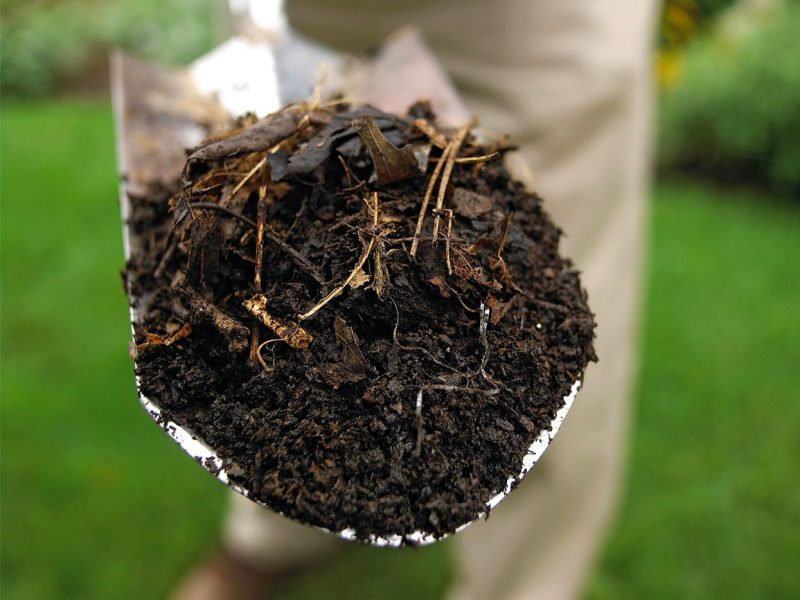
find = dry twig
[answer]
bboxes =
[436,208,455,275]
[244,294,313,349]
[371,241,389,300]
[430,151,501,165]
[453,151,501,165]
[249,186,269,364]
[181,285,249,353]
[230,155,267,200]
[254,187,268,292]
[189,201,256,228]
[432,120,474,243]
[412,118,448,148]
[410,143,451,257]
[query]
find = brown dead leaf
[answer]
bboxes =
[244,294,313,350]
[320,364,365,389]
[334,316,368,374]
[357,114,422,184]
[452,255,502,291]
[485,295,511,325]
[184,110,300,182]
[137,322,192,352]
[349,269,370,290]
[428,276,452,298]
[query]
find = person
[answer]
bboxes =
[173,0,658,598]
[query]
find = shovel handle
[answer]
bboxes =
[225,0,288,37]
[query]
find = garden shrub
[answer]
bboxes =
[1,0,220,96]
[659,2,800,196]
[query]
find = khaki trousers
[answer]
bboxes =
[222,2,657,598]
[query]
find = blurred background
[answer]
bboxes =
[2,0,799,598]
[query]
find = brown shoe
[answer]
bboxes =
[169,550,285,600]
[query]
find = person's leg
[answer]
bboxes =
[446,3,656,598]
[171,494,345,600]
[217,3,656,598]
[221,493,345,570]
[287,3,657,599]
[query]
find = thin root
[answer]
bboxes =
[414,388,425,457]
[256,338,283,371]
[496,212,513,261]
[189,202,325,286]
[390,297,465,375]
[299,192,379,321]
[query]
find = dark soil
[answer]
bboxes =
[125,100,596,543]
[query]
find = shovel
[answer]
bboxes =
[113,0,581,547]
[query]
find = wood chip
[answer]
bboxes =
[244,294,313,350]
[349,269,370,289]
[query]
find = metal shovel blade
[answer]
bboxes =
[113,28,580,547]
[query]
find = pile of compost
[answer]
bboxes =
[125,99,596,543]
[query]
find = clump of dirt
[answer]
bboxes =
[125,99,596,544]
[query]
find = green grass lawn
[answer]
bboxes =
[2,101,799,599]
